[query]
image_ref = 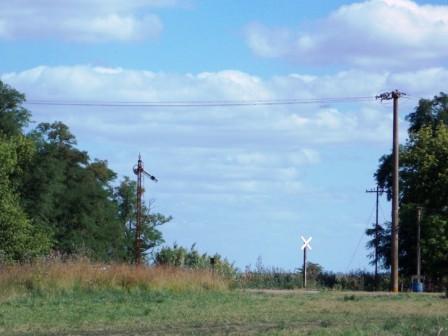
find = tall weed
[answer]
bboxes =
[0,257,229,299]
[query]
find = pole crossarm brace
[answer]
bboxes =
[365,188,386,194]
[375,90,406,102]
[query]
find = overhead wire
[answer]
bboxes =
[24,95,377,108]
[346,201,376,272]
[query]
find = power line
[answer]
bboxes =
[346,202,376,272]
[23,95,377,108]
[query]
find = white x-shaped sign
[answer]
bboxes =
[301,236,312,250]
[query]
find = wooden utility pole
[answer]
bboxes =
[366,186,385,290]
[391,91,401,293]
[133,154,158,265]
[376,90,405,292]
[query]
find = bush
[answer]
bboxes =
[237,258,304,289]
[154,243,237,278]
[318,270,390,291]
[238,269,303,289]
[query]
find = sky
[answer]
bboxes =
[1,0,448,272]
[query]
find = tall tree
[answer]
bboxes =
[21,122,126,260]
[369,93,448,280]
[0,81,31,137]
[407,92,448,134]
[0,80,50,261]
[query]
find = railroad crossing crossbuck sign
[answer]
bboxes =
[301,236,312,250]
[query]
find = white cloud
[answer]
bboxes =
[0,0,183,41]
[245,0,448,68]
[2,64,447,197]
[3,64,447,147]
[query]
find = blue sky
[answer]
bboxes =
[1,0,448,272]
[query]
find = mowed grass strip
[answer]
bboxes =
[0,289,447,335]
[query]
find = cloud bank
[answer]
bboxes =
[0,0,182,42]
[3,64,446,196]
[3,65,447,149]
[245,0,448,68]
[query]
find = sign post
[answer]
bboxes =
[301,236,312,288]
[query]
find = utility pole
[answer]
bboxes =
[376,90,406,292]
[134,155,143,265]
[416,207,423,281]
[366,186,385,290]
[133,154,158,265]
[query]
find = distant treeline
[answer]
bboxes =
[0,80,171,263]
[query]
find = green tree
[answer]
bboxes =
[21,122,126,260]
[370,93,448,280]
[0,81,31,137]
[0,80,50,260]
[0,135,51,260]
[0,81,170,264]
[407,92,448,134]
[114,177,171,263]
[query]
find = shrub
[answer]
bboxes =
[154,243,236,278]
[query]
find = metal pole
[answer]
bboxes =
[135,155,143,265]
[391,91,400,292]
[303,247,307,288]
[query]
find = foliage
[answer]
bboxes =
[318,270,390,291]
[0,81,50,261]
[370,93,448,281]
[0,80,172,262]
[238,258,389,291]
[18,122,126,260]
[0,135,51,261]
[407,92,448,134]
[155,243,236,277]
[0,81,30,137]
[0,81,50,260]
[239,268,302,289]
[238,258,322,289]
[114,177,171,263]
[365,224,387,268]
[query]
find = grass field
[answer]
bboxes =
[1,289,447,335]
[0,261,447,335]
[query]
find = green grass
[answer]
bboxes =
[0,289,447,335]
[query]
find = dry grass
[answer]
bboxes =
[0,258,229,299]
